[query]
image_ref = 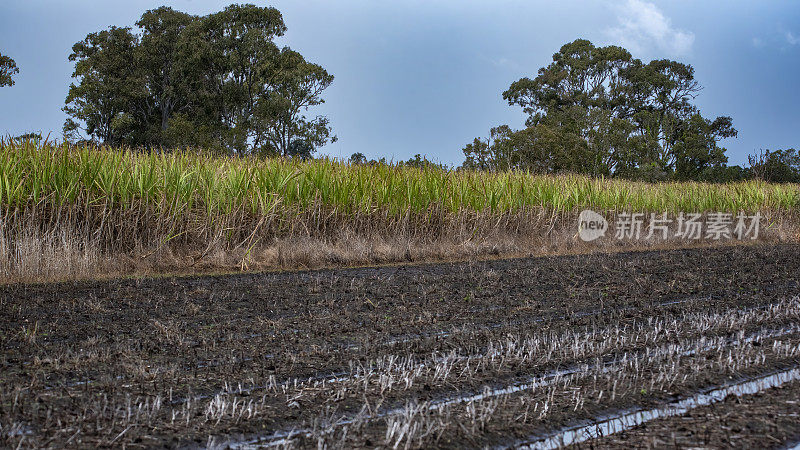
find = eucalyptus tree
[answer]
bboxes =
[464,39,736,181]
[0,52,19,87]
[250,48,335,157]
[63,3,334,157]
[63,27,141,145]
[134,6,197,145]
[178,5,334,156]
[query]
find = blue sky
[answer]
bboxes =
[1,0,798,166]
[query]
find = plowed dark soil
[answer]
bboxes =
[1,244,799,448]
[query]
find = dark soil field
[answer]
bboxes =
[2,244,800,448]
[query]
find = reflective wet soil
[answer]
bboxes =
[1,244,799,448]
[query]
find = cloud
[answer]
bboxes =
[786,31,799,45]
[478,52,521,71]
[490,57,520,70]
[752,37,765,48]
[605,0,695,56]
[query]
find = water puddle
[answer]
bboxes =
[511,366,800,449]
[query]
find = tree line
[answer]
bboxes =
[461,39,799,183]
[60,4,335,157]
[2,9,799,182]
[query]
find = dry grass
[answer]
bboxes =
[2,210,797,284]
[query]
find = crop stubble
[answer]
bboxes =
[1,244,799,448]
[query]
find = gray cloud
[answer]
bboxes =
[605,0,694,56]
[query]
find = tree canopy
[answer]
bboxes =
[748,148,800,183]
[463,39,738,181]
[63,4,335,156]
[0,52,19,87]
